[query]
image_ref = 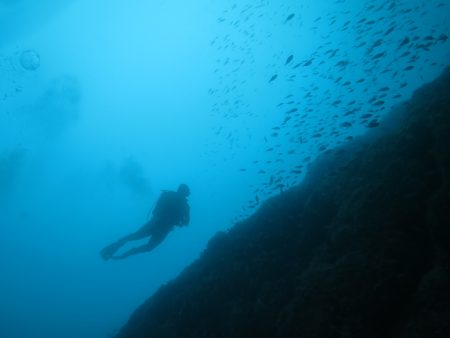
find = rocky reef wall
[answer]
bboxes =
[116,68,450,338]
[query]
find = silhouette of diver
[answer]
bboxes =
[100,184,190,260]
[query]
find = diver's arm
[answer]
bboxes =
[179,205,190,226]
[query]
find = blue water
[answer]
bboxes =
[0,0,448,337]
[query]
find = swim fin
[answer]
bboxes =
[100,241,122,261]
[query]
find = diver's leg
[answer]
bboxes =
[100,220,153,260]
[112,230,169,260]
[145,230,169,252]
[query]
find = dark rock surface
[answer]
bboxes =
[116,68,450,338]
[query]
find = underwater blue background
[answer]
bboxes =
[0,0,448,337]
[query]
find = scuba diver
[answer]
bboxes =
[100,184,191,261]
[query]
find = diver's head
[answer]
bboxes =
[177,184,190,197]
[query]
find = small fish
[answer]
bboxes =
[336,60,349,68]
[329,49,340,58]
[285,108,298,114]
[367,120,380,128]
[285,55,294,65]
[437,33,448,43]
[285,13,295,23]
[283,116,292,124]
[269,74,278,82]
[400,51,411,57]
[399,37,410,47]
[361,113,373,119]
[372,39,383,48]
[276,183,285,191]
[372,52,386,60]
[384,26,395,36]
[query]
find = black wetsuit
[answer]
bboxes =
[135,191,190,242]
[100,190,190,260]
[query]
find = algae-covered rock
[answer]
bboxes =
[116,68,450,338]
